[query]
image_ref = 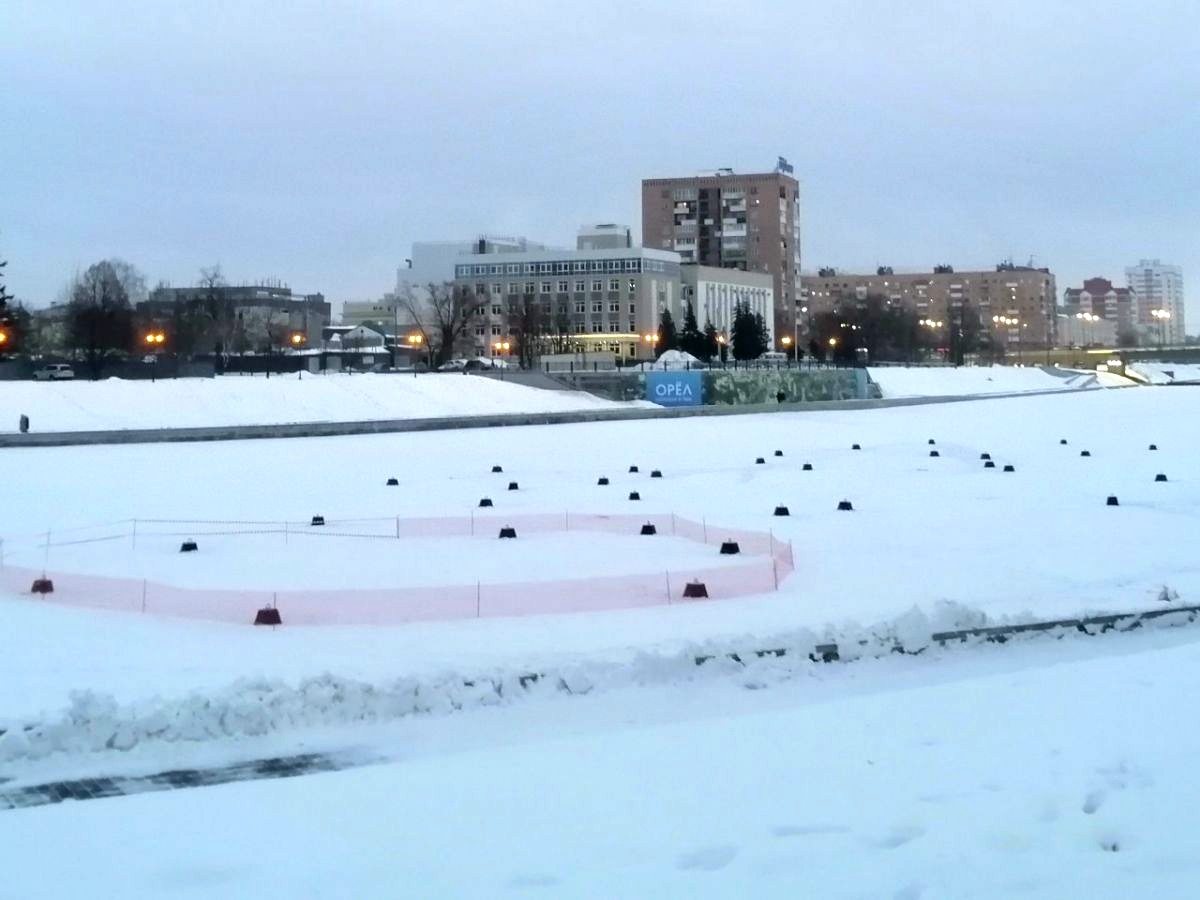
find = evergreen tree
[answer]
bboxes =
[753,312,771,357]
[678,301,704,359]
[731,301,758,360]
[656,308,677,357]
[702,319,719,362]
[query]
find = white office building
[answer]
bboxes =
[1126,259,1185,344]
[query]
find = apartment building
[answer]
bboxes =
[641,164,800,339]
[1062,278,1139,342]
[452,244,682,361]
[1126,259,1185,343]
[800,264,1058,349]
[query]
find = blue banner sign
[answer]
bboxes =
[646,371,703,407]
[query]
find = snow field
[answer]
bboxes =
[867,364,1114,397]
[0,371,646,433]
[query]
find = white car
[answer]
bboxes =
[33,363,76,381]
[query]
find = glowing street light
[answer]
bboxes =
[289,331,307,347]
[492,340,511,354]
[1151,308,1171,348]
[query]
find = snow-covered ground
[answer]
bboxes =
[0,372,645,432]
[1,386,1198,897]
[866,364,1122,398]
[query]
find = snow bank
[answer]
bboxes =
[867,365,1103,398]
[0,372,641,433]
[6,599,1193,765]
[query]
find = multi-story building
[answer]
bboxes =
[800,264,1058,351]
[1061,278,1139,343]
[342,235,546,330]
[1126,259,1185,343]
[678,267,775,345]
[452,243,681,361]
[140,283,331,350]
[641,163,801,340]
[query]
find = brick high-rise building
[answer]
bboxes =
[1062,277,1139,343]
[800,264,1058,354]
[641,163,800,339]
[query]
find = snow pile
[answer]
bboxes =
[1127,362,1200,385]
[867,365,1107,398]
[0,372,643,433]
[629,349,705,370]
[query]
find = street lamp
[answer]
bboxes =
[1075,312,1098,347]
[143,330,166,382]
[1151,308,1170,349]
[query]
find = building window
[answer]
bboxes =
[591,261,605,272]
[538,263,552,274]
[491,305,502,316]
[592,302,602,313]
[475,326,485,336]
[508,283,520,294]
[609,302,620,313]
[628,319,636,331]
[592,279,603,292]
[491,325,501,335]
[476,283,486,296]
[575,301,585,313]
[541,282,552,293]
[628,303,636,314]
[609,323,619,332]
[506,264,520,274]
[625,260,639,271]
[490,265,502,275]
[628,279,636,292]
[574,280,585,292]
[558,280,569,293]
[572,262,586,272]
[492,283,502,294]
[609,279,620,292]
[525,282,535,294]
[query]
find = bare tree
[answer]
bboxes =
[505,292,548,368]
[67,260,135,378]
[398,281,485,367]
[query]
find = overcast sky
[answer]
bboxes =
[2,1,1197,324]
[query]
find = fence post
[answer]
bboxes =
[565,511,569,531]
[772,556,779,590]
[141,579,147,614]
[0,537,4,569]
[476,581,481,618]
[131,518,137,550]
[665,570,672,604]
[671,513,676,535]
[395,515,400,539]
[702,518,707,543]
[284,519,288,545]
[470,511,475,536]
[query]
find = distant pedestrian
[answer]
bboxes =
[776,390,786,404]
[19,414,29,433]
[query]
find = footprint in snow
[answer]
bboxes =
[676,844,738,872]
[874,824,926,849]
[1082,789,1106,815]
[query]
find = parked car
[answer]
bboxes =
[437,358,470,372]
[33,363,75,381]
